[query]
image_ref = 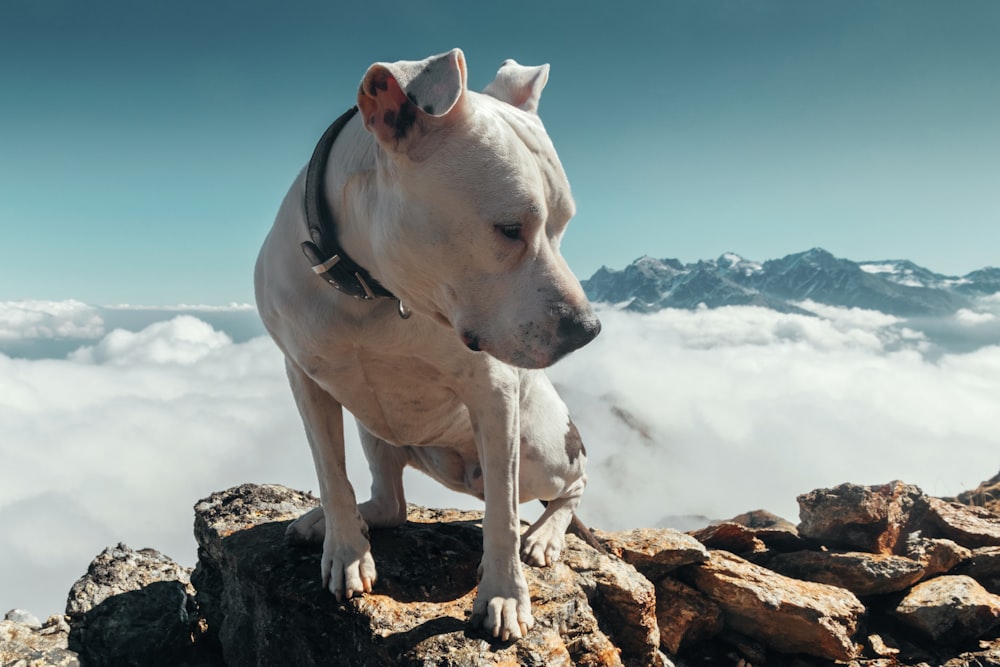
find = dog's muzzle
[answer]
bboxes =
[553,310,601,361]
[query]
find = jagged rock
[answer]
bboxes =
[923,497,1000,549]
[0,612,78,667]
[5,610,41,628]
[892,575,1000,643]
[191,484,665,667]
[654,577,722,654]
[66,543,195,616]
[950,470,1000,515]
[689,522,767,554]
[728,509,804,550]
[765,550,925,596]
[955,546,1000,595]
[683,550,865,661]
[689,511,803,555]
[797,481,924,554]
[905,533,972,577]
[594,527,708,579]
[559,534,663,666]
[867,632,901,659]
[65,543,212,666]
[22,477,1000,666]
[942,638,1000,666]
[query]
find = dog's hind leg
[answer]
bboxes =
[357,424,409,528]
[520,476,586,567]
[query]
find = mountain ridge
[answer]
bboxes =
[583,247,1000,316]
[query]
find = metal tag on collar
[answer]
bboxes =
[311,253,342,275]
[354,272,375,300]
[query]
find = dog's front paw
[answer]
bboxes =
[521,522,565,567]
[470,562,534,641]
[286,506,325,543]
[321,531,377,601]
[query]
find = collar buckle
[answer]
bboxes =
[302,106,399,306]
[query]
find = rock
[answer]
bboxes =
[192,483,663,667]
[955,546,1000,595]
[866,633,901,659]
[594,527,708,579]
[4,610,41,629]
[684,550,865,661]
[654,577,722,654]
[689,510,802,555]
[923,497,1000,549]
[950,469,1000,515]
[765,550,926,596]
[942,638,1000,666]
[893,575,1000,643]
[689,522,766,554]
[65,542,213,666]
[560,536,664,667]
[797,481,924,554]
[905,533,972,577]
[27,477,1000,666]
[730,509,803,549]
[0,612,79,667]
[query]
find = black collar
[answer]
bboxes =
[300,106,396,302]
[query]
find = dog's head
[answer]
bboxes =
[356,49,600,369]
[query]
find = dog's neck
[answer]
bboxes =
[302,107,397,303]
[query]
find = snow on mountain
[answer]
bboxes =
[583,248,998,317]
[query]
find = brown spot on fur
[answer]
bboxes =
[392,100,417,140]
[565,419,585,463]
[366,73,389,96]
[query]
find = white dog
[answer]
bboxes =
[254,48,600,641]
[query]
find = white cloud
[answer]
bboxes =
[0,321,316,617]
[549,305,999,532]
[1,301,999,620]
[69,316,232,365]
[980,293,1000,308]
[0,300,104,341]
[954,308,996,325]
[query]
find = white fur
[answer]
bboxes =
[254,49,599,641]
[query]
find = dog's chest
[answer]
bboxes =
[315,333,475,448]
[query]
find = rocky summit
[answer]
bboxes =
[4,475,1000,666]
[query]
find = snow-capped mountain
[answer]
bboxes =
[583,248,1000,315]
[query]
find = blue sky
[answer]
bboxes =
[2,0,998,305]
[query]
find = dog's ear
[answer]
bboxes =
[357,48,467,153]
[483,59,549,114]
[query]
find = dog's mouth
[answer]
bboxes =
[430,309,453,329]
[461,331,482,353]
[458,329,556,369]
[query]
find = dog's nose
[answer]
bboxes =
[554,310,601,358]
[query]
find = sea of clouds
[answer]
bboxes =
[1,297,998,617]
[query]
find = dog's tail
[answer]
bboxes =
[539,500,607,554]
[568,512,608,554]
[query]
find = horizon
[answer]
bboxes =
[1,243,997,316]
[594,245,1000,276]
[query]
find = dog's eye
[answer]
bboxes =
[496,223,522,240]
